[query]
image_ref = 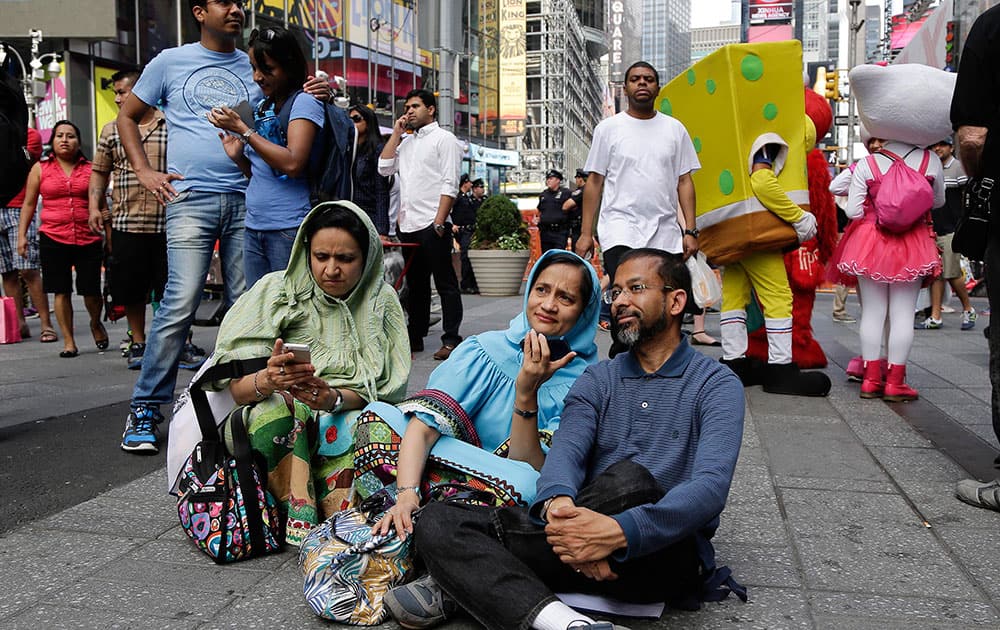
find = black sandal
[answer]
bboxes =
[690,330,721,347]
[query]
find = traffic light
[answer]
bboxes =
[825,69,840,101]
[945,21,958,71]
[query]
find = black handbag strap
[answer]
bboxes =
[189,358,269,442]
[227,408,270,558]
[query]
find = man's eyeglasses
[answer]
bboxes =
[349,114,364,123]
[208,0,248,10]
[248,28,276,46]
[601,284,674,305]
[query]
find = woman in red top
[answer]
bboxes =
[18,120,108,357]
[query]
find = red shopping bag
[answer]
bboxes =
[1,296,22,344]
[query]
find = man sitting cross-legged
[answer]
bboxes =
[384,247,747,630]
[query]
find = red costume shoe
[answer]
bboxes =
[859,360,884,399]
[884,364,918,402]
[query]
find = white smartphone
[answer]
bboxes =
[283,343,311,364]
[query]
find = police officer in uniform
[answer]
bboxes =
[537,169,571,252]
[562,168,587,253]
[452,174,480,293]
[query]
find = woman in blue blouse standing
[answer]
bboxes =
[210,26,324,288]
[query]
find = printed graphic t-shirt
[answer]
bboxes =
[131,42,262,194]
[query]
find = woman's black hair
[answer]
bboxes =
[531,252,593,307]
[349,105,383,155]
[304,204,370,268]
[48,120,88,162]
[248,26,308,101]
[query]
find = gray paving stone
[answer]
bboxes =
[755,420,887,481]
[124,537,294,573]
[841,411,931,448]
[964,387,992,405]
[202,566,331,629]
[781,488,923,526]
[745,387,840,418]
[810,591,998,625]
[57,579,235,622]
[101,468,171,500]
[893,480,1000,529]
[936,526,1000,603]
[921,387,989,407]
[946,404,994,426]
[713,542,802,589]
[773,476,896,494]
[88,557,271,595]
[652,587,811,629]
[869,446,970,482]
[36,494,177,537]
[2,603,196,629]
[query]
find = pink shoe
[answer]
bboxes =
[859,360,885,399]
[846,356,864,382]
[884,364,918,402]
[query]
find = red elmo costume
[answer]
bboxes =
[748,89,838,368]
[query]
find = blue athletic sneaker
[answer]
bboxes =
[178,341,208,370]
[121,405,163,453]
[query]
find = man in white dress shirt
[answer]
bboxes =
[379,89,463,360]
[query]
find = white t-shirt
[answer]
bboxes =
[584,111,700,253]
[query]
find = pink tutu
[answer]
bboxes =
[827,210,940,287]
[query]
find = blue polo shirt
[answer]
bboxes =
[533,337,745,564]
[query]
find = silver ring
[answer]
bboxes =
[575,568,581,573]
[312,389,318,396]
[279,366,285,376]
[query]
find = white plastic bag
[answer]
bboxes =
[686,251,722,309]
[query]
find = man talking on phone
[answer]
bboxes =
[379,89,464,360]
[115,0,331,454]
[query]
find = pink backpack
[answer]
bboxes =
[866,149,935,233]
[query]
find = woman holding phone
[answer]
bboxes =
[357,250,601,537]
[201,202,410,545]
[208,26,324,288]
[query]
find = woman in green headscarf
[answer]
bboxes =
[207,201,410,545]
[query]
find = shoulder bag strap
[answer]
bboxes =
[228,407,270,557]
[189,358,269,442]
[277,89,304,137]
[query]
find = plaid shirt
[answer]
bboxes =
[92,110,167,233]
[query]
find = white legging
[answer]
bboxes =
[857,277,921,365]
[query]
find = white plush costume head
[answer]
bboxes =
[849,64,956,147]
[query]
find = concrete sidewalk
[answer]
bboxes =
[2,293,999,629]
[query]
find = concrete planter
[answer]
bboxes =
[467,249,531,296]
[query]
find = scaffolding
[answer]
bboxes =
[511,0,604,188]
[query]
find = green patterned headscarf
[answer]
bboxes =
[208,201,410,404]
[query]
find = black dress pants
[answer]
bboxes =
[399,225,463,347]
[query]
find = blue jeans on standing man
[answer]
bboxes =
[243,226,298,289]
[131,190,246,410]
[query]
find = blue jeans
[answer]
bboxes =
[132,190,246,409]
[244,227,298,289]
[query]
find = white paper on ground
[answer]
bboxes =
[555,593,665,619]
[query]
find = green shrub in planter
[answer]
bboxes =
[472,195,529,251]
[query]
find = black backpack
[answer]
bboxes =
[278,90,356,206]
[0,60,31,207]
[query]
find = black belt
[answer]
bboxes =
[540,222,567,231]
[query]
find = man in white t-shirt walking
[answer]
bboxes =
[578,61,718,348]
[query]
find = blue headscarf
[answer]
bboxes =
[417,250,601,452]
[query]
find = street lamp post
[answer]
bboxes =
[845,0,864,165]
[0,29,62,129]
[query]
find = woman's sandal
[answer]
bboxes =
[39,329,58,343]
[91,321,109,351]
[59,349,79,358]
[690,330,721,347]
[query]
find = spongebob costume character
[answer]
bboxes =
[658,41,830,396]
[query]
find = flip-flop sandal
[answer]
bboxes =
[39,329,58,343]
[690,331,722,347]
[91,321,109,351]
[59,349,79,358]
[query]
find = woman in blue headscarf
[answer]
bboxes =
[356,250,601,537]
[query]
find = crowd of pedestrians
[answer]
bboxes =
[4,1,1000,628]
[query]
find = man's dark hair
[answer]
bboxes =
[625,61,659,86]
[248,26,308,94]
[616,248,693,312]
[111,70,141,85]
[304,203,370,268]
[532,252,594,308]
[188,1,208,31]
[404,88,437,118]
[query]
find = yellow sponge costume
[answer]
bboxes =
[659,41,830,396]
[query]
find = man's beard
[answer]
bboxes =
[611,308,669,348]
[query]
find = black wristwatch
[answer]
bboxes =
[684,228,700,238]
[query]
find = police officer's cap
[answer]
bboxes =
[575,169,588,179]
[460,173,471,185]
[472,178,485,187]
[545,169,563,180]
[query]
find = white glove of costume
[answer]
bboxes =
[792,212,817,243]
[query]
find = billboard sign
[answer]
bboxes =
[749,0,793,24]
[498,0,526,136]
[607,0,643,82]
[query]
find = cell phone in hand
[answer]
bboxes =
[520,338,572,362]
[283,343,311,364]
[232,100,254,127]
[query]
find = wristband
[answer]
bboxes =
[433,223,446,233]
[396,485,420,499]
[252,370,269,401]
[513,406,538,418]
[326,388,344,413]
[683,228,700,238]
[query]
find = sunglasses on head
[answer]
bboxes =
[248,28,277,45]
